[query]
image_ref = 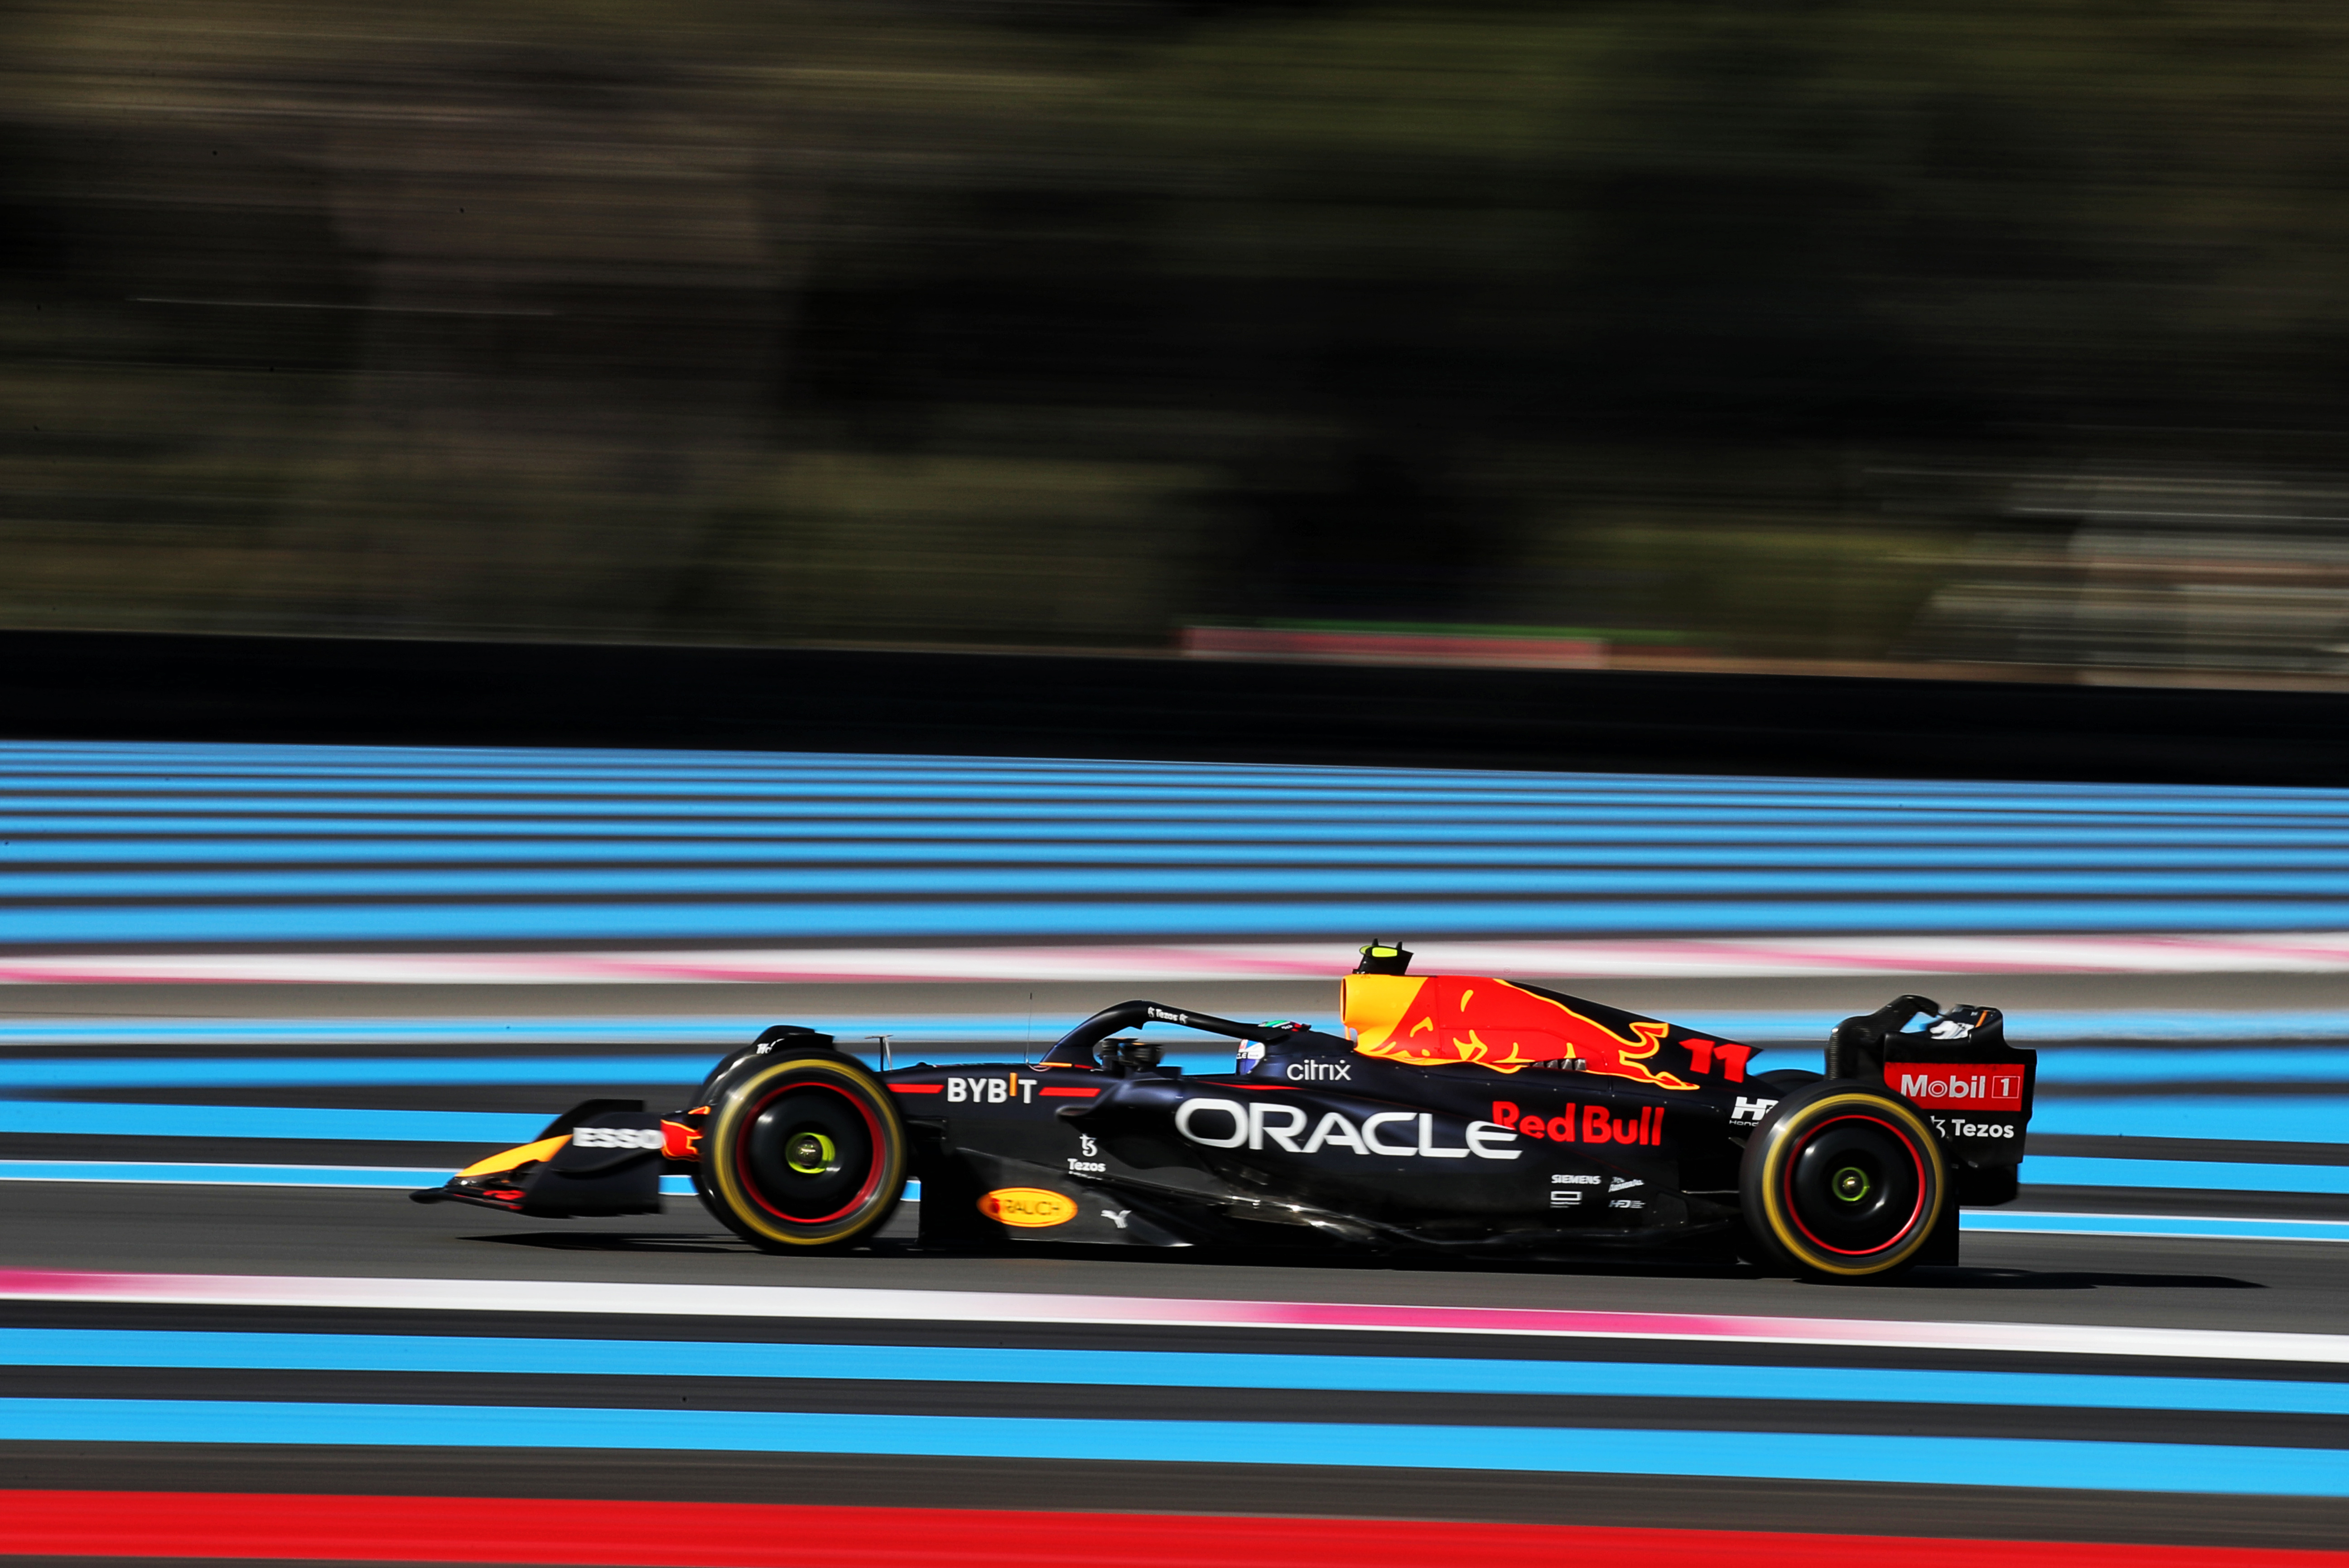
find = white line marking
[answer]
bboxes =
[3,1269,2346,1365]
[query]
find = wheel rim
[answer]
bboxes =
[785,1130,837,1175]
[1781,1113,1926,1258]
[736,1080,883,1226]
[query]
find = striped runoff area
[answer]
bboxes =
[8,739,2349,954]
[4,748,2349,1558]
[5,1269,2349,1564]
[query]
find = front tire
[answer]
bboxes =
[1740,1080,1944,1282]
[698,1052,908,1253]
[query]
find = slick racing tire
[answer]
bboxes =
[699,1052,908,1253]
[1740,1079,1945,1283]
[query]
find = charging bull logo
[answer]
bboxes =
[1342,974,1699,1089]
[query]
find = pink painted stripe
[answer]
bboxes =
[7,933,2349,984]
[2,1268,2344,1366]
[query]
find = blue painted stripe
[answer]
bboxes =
[0,1019,1094,1054]
[0,1163,844,1199]
[0,1100,547,1143]
[7,1328,2349,1416]
[0,1162,468,1188]
[21,816,2349,849]
[2035,1048,2349,1081]
[13,899,2349,946]
[27,868,2349,898]
[32,859,2349,892]
[0,1056,730,1090]
[4,1398,2344,1495]
[2024,1157,2349,1195]
[2032,1098,2349,1144]
[0,1044,1240,1088]
[1964,1211,2349,1243]
[30,840,2349,870]
[0,1162,708,1197]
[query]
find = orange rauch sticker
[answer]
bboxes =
[976,1187,1080,1227]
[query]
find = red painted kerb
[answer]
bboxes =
[0,1492,2339,1568]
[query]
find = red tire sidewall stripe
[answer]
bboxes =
[735,1076,885,1227]
[1780,1111,1928,1259]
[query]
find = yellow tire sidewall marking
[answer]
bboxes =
[1760,1090,1945,1277]
[706,1055,906,1248]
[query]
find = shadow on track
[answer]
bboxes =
[464,1231,752,1256]
[1912,1266,2263,1291]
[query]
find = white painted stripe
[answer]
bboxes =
[11,932,2349,985]
[4,1269,2347,1365]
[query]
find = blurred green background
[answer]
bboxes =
[9,0,2349,678]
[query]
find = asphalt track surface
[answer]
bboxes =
[7,1180,2349,1551]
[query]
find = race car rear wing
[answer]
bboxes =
[1833,994,2037,1206]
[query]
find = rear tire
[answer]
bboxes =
[1740,1080,1944,1283]
[698,1052,908,1253]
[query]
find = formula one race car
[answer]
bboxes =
[415,944,2036,1281]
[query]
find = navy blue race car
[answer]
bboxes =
[417,943,2035,1282]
